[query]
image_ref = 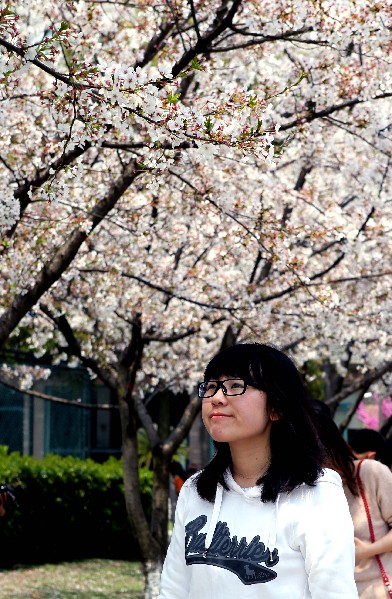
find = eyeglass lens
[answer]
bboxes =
[199,379,246,398]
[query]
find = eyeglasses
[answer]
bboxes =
[198,378,250,400]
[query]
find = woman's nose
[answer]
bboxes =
[211,387,228,404]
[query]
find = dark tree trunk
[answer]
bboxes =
[117,381,163,598]
[117,376,177,598]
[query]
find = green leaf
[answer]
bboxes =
[204,116,213,132]
[166,91,181,104]
[248,94,258,108]
[190,58,203,71]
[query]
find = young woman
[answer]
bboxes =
[158,343,358,599]
[311,400,392,599]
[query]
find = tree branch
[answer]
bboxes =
[254,253,346,303]
[1,142,99,258]
[228,24,313,38]
[119,312,144,370]
[280,93,392,131]
[143,327,198,343]
[6,142,93,232]
[189,0,201,41]
[116,314,160,448]
[134,394,161,449]
[82,268,239,312]
[120,273,227,311]
[356,207,375,238]
[337,388,368,432]
[100,140,194,151]
[134,19,175,69]
[210,26,320,52]
[162,392,201,456]
[171,0,243,77]
[0,377,117,409]
[39,304,117,389]
[325,360,392,410]
[0,160,140,347]
[0,36,79,87]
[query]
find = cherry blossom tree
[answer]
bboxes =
[1,1,392,596]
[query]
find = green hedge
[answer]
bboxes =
[0,446,152,567]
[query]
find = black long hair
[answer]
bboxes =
[309,399,358,495]
[196,343,325,503]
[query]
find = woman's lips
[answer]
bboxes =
[210,413,232,419]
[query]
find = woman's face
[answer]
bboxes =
[201,375,273,447]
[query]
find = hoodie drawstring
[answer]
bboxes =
[204,483,223,556]
[266,493,279,563]
[267,493,279,549]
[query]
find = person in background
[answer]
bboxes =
[0,492,5,518]
[158,343,358,599]
[168,462,187,524]
[348,428,390,466]
[311,400,392,599]
[169,461,186,495]
[0,484,15,518]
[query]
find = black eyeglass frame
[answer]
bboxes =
[198,378,253,400]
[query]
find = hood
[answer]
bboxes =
[224,469,263,498]
[204,468,279,556]
[203,467,341,556]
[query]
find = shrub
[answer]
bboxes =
[0,447,152,567]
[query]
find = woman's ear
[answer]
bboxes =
[351,449,377,460]
[270,411,280,422]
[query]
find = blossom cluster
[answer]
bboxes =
[0,0,391,399]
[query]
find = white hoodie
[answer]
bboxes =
[158,468,358,599]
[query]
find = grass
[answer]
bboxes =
[0,559,143,599]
